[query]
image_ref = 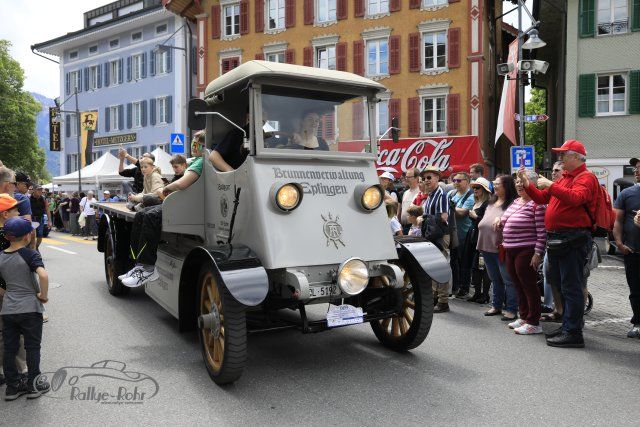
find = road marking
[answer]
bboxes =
[598,265,625,270]
[45,245,78,255]
[41,237,67,246]
[55,235,96,245]
[585,317,629,327]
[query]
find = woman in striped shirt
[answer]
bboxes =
[499,171,547,335]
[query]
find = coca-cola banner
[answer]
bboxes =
[367,136,481,177]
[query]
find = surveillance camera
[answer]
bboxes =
[518,60,549,74]
[497,62,515,76]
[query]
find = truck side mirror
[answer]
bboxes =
[391,117,399,143]
[188,98,208,130]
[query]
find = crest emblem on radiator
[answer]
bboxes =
[220,194,229,218]
[322,213,345,249]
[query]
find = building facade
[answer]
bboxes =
[33,0,194,175]
[165,0,503,167]
[565,0,640,191]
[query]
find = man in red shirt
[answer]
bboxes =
[518,140,599,348]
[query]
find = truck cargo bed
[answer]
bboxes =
[95,202,136,221]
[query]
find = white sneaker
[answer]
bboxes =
[118,265,143,282]
[514,324,543,335]
[122,267,159,288]
[508,319,526,329]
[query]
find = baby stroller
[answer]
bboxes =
[536,242,598,315]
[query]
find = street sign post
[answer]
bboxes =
[514,114,549,122]
[170,133,185,154]
[510,145,535,174]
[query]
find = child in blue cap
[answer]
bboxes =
[0,217,50,400]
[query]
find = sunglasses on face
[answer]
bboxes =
[419,175,435,182]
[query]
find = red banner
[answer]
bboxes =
[374,136,481,178]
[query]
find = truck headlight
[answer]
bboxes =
[337,258,369,295]
[270,182,303,211]
[354,184,383,212]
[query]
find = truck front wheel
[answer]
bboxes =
[370,253,434,351]
[197,264,247,385]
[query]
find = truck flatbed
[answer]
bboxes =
[95,202,136,221]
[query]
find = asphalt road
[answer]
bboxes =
[2,232,639,425]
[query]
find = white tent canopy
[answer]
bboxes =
[52,152,122,185]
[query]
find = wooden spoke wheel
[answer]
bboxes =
[103,228,128,296]
[370,253,433,351]
[198,265,246,385]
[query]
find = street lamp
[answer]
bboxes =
[53,89,83,192]
[515,0,546,146]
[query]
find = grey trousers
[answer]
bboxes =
[69,212,80,235]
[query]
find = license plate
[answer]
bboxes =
[326,304,364,327]
[308,284,339,298]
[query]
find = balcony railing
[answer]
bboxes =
[597,19,629,35]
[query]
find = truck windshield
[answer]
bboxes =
[260,88,372,154]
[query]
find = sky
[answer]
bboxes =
[0,0,533,100]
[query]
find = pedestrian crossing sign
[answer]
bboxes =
[170,133,185,154]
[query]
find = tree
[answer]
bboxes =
[524,88,547,169]
[0,40,49,182]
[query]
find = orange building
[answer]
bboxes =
[164,0,504,168]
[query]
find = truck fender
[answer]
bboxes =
[182,244,269,307]
[394,239,452,284]
[97,213,113,253]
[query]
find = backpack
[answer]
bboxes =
[576,171,616,237]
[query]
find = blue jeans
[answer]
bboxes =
[2,312,43,386]
[547,230,592,333]
[482,251,518,314]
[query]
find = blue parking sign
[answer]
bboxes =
[510,145,535,173]
[170,133,185,154]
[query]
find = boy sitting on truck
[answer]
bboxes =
[120,132,206,288]
[126,157,164,211]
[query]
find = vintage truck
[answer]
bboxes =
[96,61,451,385]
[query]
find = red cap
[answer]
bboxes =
[0,193,24,213]
[551,139,586,156]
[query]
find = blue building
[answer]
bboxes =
[32,0,194,174]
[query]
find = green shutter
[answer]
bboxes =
[579,0,595,37]
[630,71,640,114]
[632,0,640,31]
[578,74,596,117]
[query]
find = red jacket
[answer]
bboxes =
[524,163,599,231]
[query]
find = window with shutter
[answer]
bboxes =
[222,4,241,37]
[316,46,336,70]
[408,97,420,137]
[285,48,295,64]
[336,42,347,71]
[240,1,249,34]
[447,27,460,68]
[104,63,110,87]
[304,0,314,24]
[256,53,265,60]
[630,70,640,114]
[389,35,400,74]
[389,98,400,134]
[337,0,347,19]
[303,46,313,66]
[212,5,221,38]
[597,0,629,35]
[355,0,365,17]
[255,0,265,32]
[579,73,596,117]
[633,0,640,31]
[580,0,595,37]
[285,0,296,27]
[596,73,627,115]
[352,102,364,139]
[409,0,421,9]
[126,103,132,129]
[316,0,337,23]
[390,0,401,12]
[353,40,364,75]
[422,96,446,134]
[409,32,420,72]
[446,94,460,135]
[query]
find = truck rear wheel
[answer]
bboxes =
[103,228,129,296]
[370,254,433,351]
[197,264,247,385]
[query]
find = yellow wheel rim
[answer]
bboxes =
[201,272,225,372]
[378,266,415,338]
